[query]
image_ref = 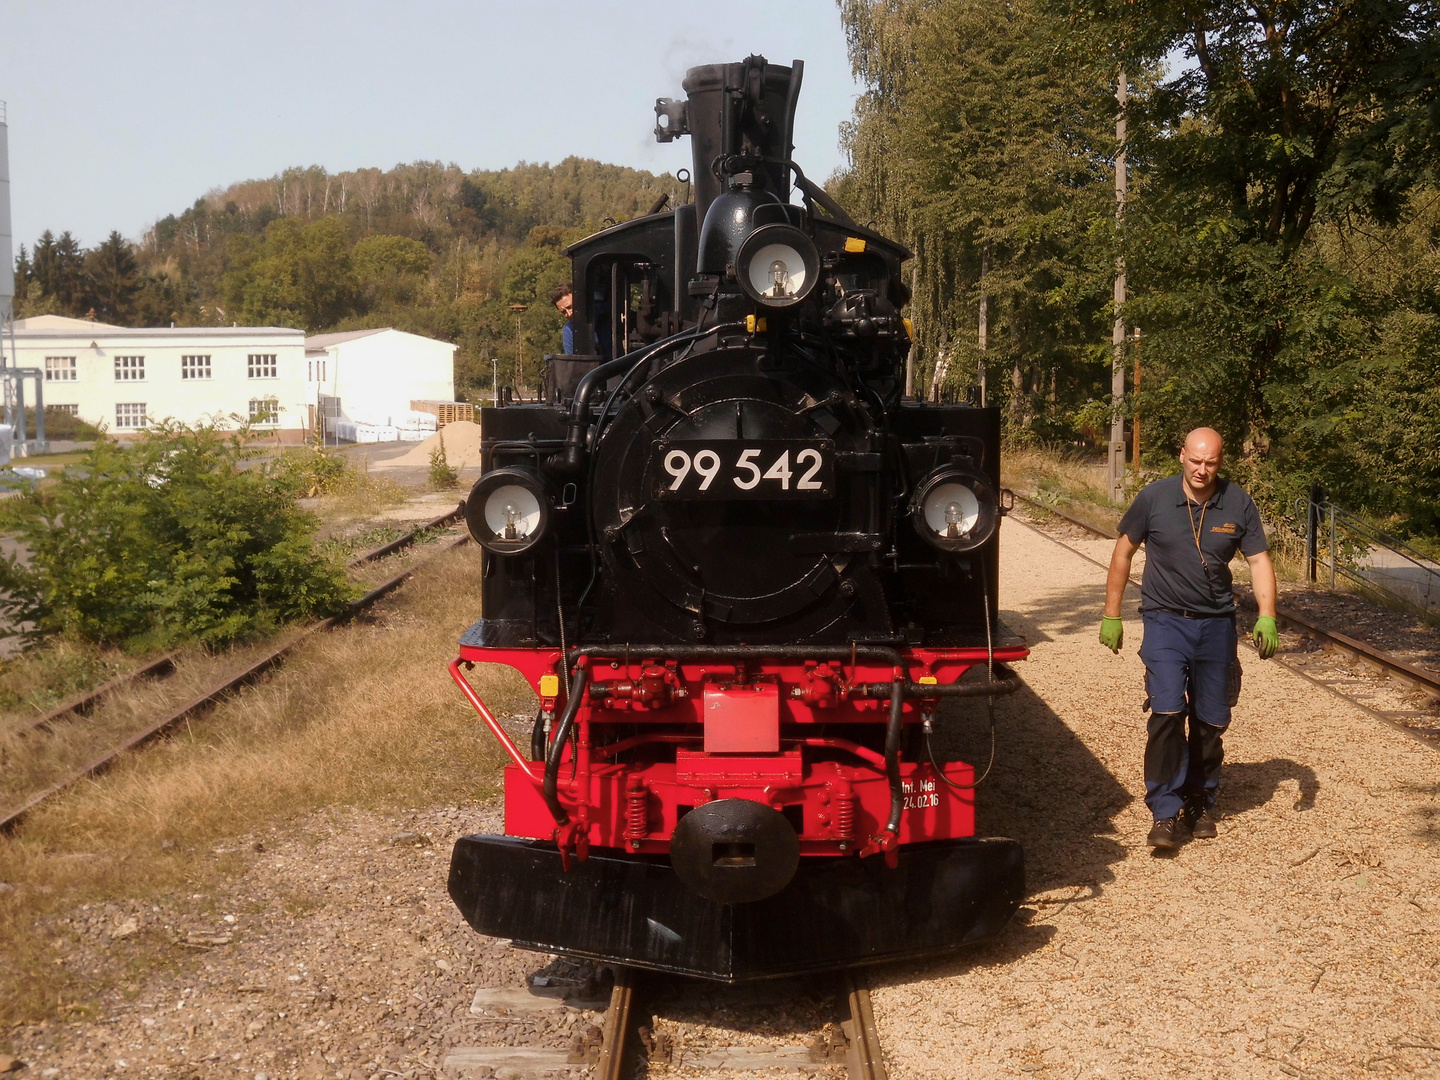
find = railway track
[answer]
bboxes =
[0,503,470,833]
[1011,492,1440,744]
[449,963,888,1079]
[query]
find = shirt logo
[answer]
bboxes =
[1210,523,1237,534]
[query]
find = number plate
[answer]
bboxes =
[653,440,835,499]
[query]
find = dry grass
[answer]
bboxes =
[0,638,137,717]
[1001,443,1127,533]
[0,541,530,1026]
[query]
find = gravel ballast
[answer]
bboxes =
[871,518,1440,1079]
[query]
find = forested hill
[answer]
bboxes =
[11,158,685,396]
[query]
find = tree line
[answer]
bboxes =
[836,0,1440,538]
[12,158,684,397]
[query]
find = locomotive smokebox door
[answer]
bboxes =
[670,799,801,904]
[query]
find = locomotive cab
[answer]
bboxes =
[447,56,1030,982]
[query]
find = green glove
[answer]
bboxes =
[1253,616,1279,659]
[1099,616,1124,653]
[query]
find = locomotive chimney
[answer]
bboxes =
[656,56,803,226]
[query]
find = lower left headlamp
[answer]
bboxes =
[465,468,551,554]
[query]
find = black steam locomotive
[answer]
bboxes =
[447,56,1028,982]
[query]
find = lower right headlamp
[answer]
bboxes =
[910,468,999,553]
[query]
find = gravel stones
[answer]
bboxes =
[869,518,1440,1079]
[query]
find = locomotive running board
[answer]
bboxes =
[448,834,1024,983]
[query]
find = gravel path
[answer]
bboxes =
[871,517,1440,1079]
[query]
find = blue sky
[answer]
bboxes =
[0,1,861,251]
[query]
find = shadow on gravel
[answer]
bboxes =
[892,674,1132,984]
[1223,757,1320,815]
[1402,781,1439,844]
[998,577,1110,644]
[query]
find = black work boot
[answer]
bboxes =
[1146,817,1182,850]
[1185,802,1218,839]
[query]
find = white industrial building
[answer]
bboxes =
[304,328,457,429]
[8,317,459,443]
[12,315,310,439]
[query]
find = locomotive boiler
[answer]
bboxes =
[447,56,1029,982]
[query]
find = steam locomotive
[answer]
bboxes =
[447,56,1029,982]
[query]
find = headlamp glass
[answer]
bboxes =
[736,224,820,309]
[910,470,998,553]
[465,469,550,554]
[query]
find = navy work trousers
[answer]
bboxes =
[1138,610,1237,820]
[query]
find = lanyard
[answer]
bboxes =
[1187,495,1209,570]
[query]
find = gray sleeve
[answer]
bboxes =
[1117,487,1150,544]
[1239,494,1269,556]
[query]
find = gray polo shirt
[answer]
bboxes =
[1117,475,1268,616]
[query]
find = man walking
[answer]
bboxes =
[1099,427,1279,850]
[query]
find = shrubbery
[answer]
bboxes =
[0,423,357,651]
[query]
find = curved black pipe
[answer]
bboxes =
[855,666,1023,700]
[883,678,904,835]
[545,354,636,475]
[542,663,590,826]
[545,323,744,476]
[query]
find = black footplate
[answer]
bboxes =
[448,835,1024,983]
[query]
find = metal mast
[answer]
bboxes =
[1107,73,1128,503]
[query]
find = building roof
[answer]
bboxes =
[15,314,125,331]
[304,327,457,355]
[304,328,390,349]
[13,317,302,340]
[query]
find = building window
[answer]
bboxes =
[44,356,77,382]
[248,397,279,426]
[248,353,277,379]
[115,355,145,381]
[309,359,326,382]
[116,403,147,429]
[181,355,212,380]
[50,404,79,416]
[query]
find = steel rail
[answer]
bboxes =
[1012,491,1440,701]
[594,966,638,1080]
[0,531,472,833]
[844,969,889,1080]
[10,503,466,740]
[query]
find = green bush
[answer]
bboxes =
[428,432,458,489]
[0,422,358,651]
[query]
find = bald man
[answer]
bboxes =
[1099,428,1279,850]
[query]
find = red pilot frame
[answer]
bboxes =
[447,637,1031,982]
[452,643,1028,859]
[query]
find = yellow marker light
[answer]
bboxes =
[902,318,915,341]
[745,315,768,333]
[844,237,867,253]
[918,675,938,685]
[539,674,560,698]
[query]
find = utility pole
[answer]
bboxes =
[1108,71,1128,503]
[978,242,990,408]
[1131,327,1142,471]
[509,303,527,400]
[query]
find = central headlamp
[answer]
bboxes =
[910,468,999,553]
[736,224,820,308]
[465,468,551,555]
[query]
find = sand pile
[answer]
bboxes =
[393,419,484,468]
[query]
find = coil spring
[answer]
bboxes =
[834,791,855,840]
[625,781,648,843]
